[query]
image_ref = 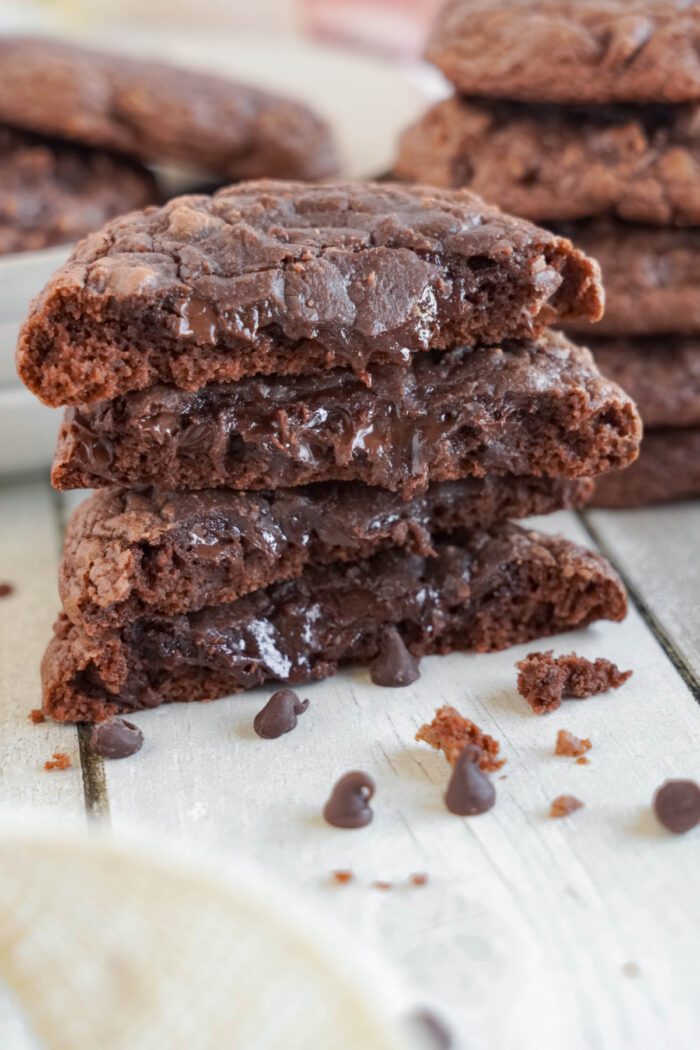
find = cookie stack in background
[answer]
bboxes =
[395,0,700,507]
[17,180,641,723]
[0,35,337,255]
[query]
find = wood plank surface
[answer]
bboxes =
[91,509,700,1050]
[0,479,84,1050]
[585,503,700,690]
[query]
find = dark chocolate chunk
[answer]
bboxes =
[444,745,496,816]
[0,583,14,598]
[323,771,375,829]
[253,689,309,739]
[89,717,144,759]
[653,779,700,835]
[369,627,420,688]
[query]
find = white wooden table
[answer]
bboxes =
[1,473,699,1050]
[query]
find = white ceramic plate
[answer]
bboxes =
[0,387,60,477]
[0,246,71,386]
[0,34,434,476]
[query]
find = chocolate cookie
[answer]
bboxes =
[427,1,700,104]
[50,333,641,495]
[0,126,157,255]
[16,180,603,408]
[559,223,700,335]
[0,36,336,182]
[591,336,700,427]
[394,97,700,226]
[59,476,592,633]
[41,524,627,723]
[591,426,700,506]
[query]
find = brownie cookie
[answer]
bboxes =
[591,426,700,506]
[41,524,627,722]
[0,37,336,182]
[0,126,157,255]
[559,223,700,335]
[59,476,591,633]
[16,180,603,408]
[394,98,700,227]
[50,334,641,495]
[427,1,700,104]
[591,336,700,427]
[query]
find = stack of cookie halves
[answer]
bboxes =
[395,0,700,507]
[17,180,641,723]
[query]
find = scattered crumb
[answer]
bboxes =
[28,708,45,724]
[622,961,641,978]
[576,756,590,766]
[0,582,14,599]
[44,752,71,771]
[409,872,429,886]
[416,705,505,771]
[516,651,632,714]
[549,794,584,819]
[371,881,393,891]
[331,870,354,884]
[555,729,592,758]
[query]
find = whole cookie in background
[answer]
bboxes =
[394,98,700,227]
[427,1,700,104]
[0,36,337,181]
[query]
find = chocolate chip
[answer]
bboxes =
[370,626,420,687]
[253,688,309,739]
[653,779,700,834]
[409,1008,453,1049]
[323,771,375,829]
[444,745,496,816]
[0,582,14,598]
[89,717,144,760]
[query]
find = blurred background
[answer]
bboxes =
[2,0,446,59]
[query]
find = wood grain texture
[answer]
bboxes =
[586,504,700,691]
[93,509,700,1050]
[0,480,83,818]
[4,487,700,1049]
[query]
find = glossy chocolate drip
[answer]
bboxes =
[53,332,641,495]
[43,525,628,723]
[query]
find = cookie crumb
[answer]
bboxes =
[549,794,584,818]
[409,872,429,886]
[576,756,590,765]
[331,870,354,884]
[0,582,14,598]
[29,708,45,724]
[555,729,592,758]
[517,651,632,714]
[416,705,504,771]
[44,752,71,771]
[371,880,393,891]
